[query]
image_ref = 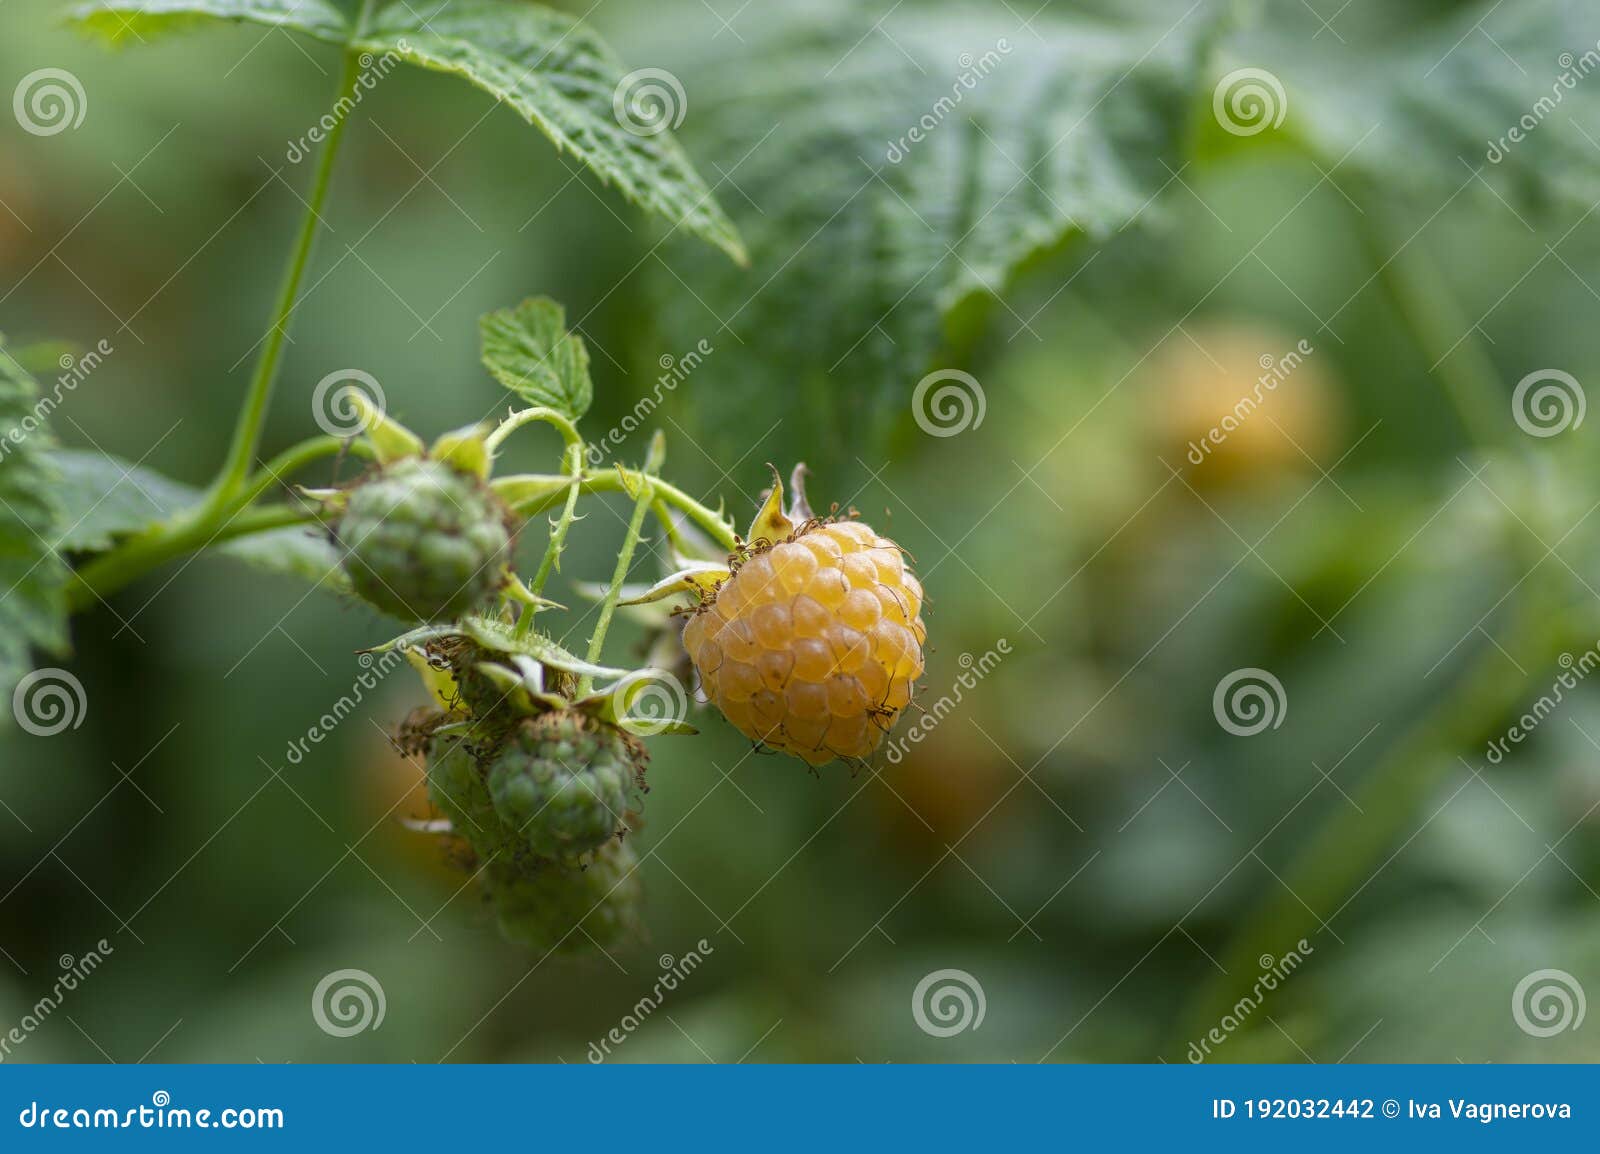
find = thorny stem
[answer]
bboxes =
[517,441,586,638]
[486,407,582,455]
[578,436,666,694]
[509,468,737,553]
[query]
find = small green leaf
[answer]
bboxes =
[70,0,349,45]
[50,448,346,588]
[50,448,197,553]
[479,297,593,420]
[357,0,746,263]
[218,526,348,590]
[0,343,71,708]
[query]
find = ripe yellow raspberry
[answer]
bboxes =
[675,470,926,766]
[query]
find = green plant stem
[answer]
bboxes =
[509,469,736,552]
[578,446,665,694]
[1343,176,1508,453]
[64,503,319,613]
[485,407,582,455]
[516,442,586,638]
[201,41,368,517]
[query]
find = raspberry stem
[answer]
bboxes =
[517,440,586,637]
[578,434,666,694]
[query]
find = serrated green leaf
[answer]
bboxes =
[49,448,347,589]
[356,0,746,263]
[479,297,594,419]
[650,0,1220,460]
[0,343,71,708]
[1216,0,1600,214]
[50,448,198,553]
[70,0,349,44]
[219,525,348,590]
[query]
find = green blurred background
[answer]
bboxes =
[3,0,1600,1063]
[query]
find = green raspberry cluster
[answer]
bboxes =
[487,713,643,862]
[421,708,648,951]
[338,458,512,622]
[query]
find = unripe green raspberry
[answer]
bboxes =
[424,730,526,867]
[490,837,643,952]
[486,712,646,862]
[338,458,513,622]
